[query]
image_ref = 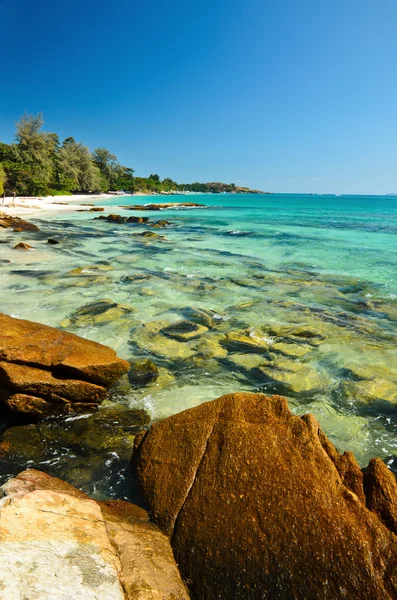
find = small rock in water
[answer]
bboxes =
[13,242,34,250]
[62,298,135,328]
[161,320,209,341]
[129,359,159,384]
[47,238,60,245]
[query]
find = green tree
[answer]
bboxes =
[56,137,102,193]
[14,112,57,195]
[0,164,6,195]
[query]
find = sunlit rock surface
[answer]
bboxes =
[133,392,397,600]
[0,470,189,600]
[0,313,129,420]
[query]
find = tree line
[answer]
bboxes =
[0,113,260,196]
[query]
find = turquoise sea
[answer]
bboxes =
[1,193,397,497]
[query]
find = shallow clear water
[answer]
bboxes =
[1,192,397,494]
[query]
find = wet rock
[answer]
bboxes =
[96,214,150,224]
[161,320,208,341]
[0,406,150,459]
[221,329,271,354]
[341,379,397,406]
[151,220,171,228]
[129,359,159,385]
[0,470,189,599]
[344,362,397,382]
[102,213,125,223]
[135,231,165,240]
[271,341,313,358]
[0,313,129,420]
[0,213,40,232]
[127,216,150,224]
[61,299,135,328]
[227,353,266,371]
[47,238,60,244]
[66,265,114,277]
[121,202,204,210]
[13,242,34,250]
[133,392,397,600]
[179,307,217,329]
[196,337,228,359]
[255,358,329,396]
[89,206,105,211]
[264,323,326,345]
[130,321,195,360]
[122,273,152,283]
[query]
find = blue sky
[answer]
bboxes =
[1,0,397,194]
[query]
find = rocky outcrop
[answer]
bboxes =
[120,202,205,210]
[96,214,150,224]
[0,469,189,599]
[0,313,129,420]
[133,392,397,600]
[0,212,40,232]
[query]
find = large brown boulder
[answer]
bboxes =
[133,392,397,600]
[0,470,189,599]
[0,313,129,419]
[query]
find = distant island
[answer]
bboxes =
[0,113,263,197]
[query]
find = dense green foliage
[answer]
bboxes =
[0,113,261,196]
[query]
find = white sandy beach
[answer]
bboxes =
[0,193,120,218]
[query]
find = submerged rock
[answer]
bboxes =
[0,313,129,420]
[255,357,329,396]
[130,320,196,360]
[135,231,165,240]
[0,406,150,464]
[133,392,397,600]
[341,378,397,406]
[151,220,171,228]
[61,299,135,328]
[128,359,159,385]
[0,470,189,599]
[179,306,218,329]
[47,238,60,244]
[161,320,209,341]
[221,329,271,354]
[66,265,114,277]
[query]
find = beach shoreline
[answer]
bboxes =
[0,193,117,217]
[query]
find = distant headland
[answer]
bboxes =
[0,113,264,198]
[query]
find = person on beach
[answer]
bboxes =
[12,192,15,205]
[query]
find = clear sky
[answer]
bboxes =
[1,0,397,194]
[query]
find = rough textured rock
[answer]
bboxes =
[0,313,129,419]
[0,470,189,600]
[133,392,397,600]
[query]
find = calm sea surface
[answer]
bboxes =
[1,193,397,496]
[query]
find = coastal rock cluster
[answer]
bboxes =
[0,313,129,420]
[133,392,397,600]
[0,212,40,232]
[0,469,189,599]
